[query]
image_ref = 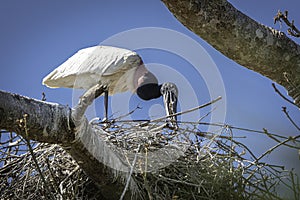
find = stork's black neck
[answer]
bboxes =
[137,84,162,101]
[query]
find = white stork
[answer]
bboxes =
[43,45,178,128]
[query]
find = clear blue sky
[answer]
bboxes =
[0,0,299,175]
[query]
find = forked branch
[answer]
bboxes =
[274,10,300,37]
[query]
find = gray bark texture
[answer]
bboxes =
[0,90,75,144]
[1,1,300,199]
[162,0,300,108]
[0,89,132,200]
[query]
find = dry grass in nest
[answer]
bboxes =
[0,119,299,200]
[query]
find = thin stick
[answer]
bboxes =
[23,114,56,200]
[109,118,300,144]
[112,105,142,122]
[282,106,300,131]
[119,144,140,200]
[59,166,80,197]
[110,119,150,123]
[198,106,216,122]
[274,10,300,37]
[109,97,221,125]
[272,83,297,107]
[197,122,300,142]
[150,96,222,123]
[254,134,300,165]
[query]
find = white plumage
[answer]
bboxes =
[43,46,144,94]
[43,45,178,128]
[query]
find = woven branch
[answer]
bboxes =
[1,116,299,199]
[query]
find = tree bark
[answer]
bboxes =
[162,0,300,108]
[1,1,300,199]
[0,89,132,200]
[0,90,75,144]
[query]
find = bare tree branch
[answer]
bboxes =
[2,1,300,198]
[282,107,300,131]
[1,89,300,199]
[0,90,132,200]
[161,0,300,108]
[274,10,300,38]
[0,90,75,144]
[272,83,297,107]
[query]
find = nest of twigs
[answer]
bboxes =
[1,119,299,200]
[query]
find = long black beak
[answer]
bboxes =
[160,82,178,129]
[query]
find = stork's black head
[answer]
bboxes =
[136,83,162,100]
[137,82,178,129]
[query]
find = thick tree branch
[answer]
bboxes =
[162,0,300,108]
[0,90,132,200]
[0,90,75,144]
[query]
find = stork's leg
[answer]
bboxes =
[103,90,109,121]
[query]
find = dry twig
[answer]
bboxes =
[1,99,299,199]
[274,10,300,37]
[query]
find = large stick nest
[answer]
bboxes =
[0,119,299,200]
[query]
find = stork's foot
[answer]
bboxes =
[100,117,111,129]
[102,117,108,123]
[166,121,178,131]
[89,117,111,129]
[89,117,100,125]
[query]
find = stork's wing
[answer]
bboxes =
[42,46,142,89]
